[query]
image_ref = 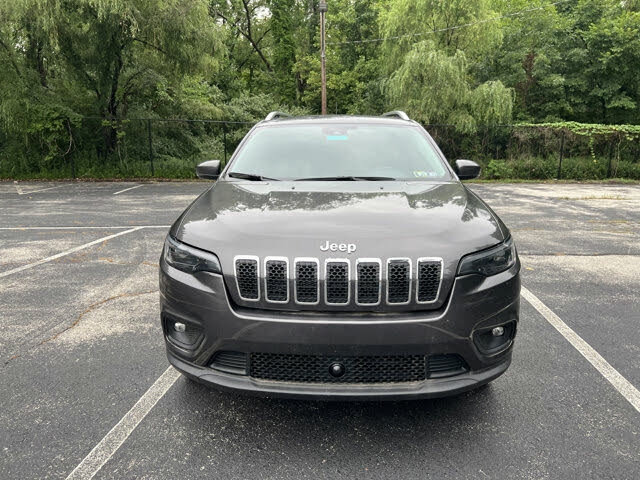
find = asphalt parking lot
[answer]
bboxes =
[1,180,639,479]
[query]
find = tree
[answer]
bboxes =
[387,41,513,130]
[379,0,503,73]
[558,0,640,124]
[209,0,273,72]
[270,0,297,101]
[295,0,385,113]
[0,0,224,166]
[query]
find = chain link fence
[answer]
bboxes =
[426,124,640,180]
[2,117,639,180]
[65,117,254,179]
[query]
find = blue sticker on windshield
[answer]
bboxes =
[326,135,348,141]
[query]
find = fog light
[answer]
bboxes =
[163,315,203,349]
[473,321,516,354]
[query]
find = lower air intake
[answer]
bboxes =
[426,354,468,378]
[210,351,248,375]
[249,353,426,384]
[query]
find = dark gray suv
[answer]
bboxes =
[160,111,520,400]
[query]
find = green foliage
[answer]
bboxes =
[482,156,640,180]
[1,0,640,179]
[517,122,640,139]
[379,0,503,72]
[270,0,297,100]
[387,42,513,131]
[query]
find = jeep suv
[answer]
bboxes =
[160,111,520,400]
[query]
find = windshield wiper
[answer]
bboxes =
[228,172,280,181]
[294,176,396,181]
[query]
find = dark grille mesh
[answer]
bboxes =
[387,260,410,303]
[417,260,441,302]
[326,261,349,304]
[265,260,288,301]
[250,353,426,384]
[210,351,248,374]
[236,259,259,300]
[295,261,318,303]
[357,262,380,304]
[427,354,468,378]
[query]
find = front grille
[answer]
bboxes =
[356,260,380,304]
[265,258,288,302]
[250,353,426,384]
[325,261,349,304]
[295,260,319,304]
[235,257,259,300]
[232,256,443,307]
[387,259,411,304]
[417,259,442,303]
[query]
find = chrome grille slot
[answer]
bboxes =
[295,259,319,304]
[325,260,350,305]
[387,259,411,304]
[235,256,259,300]
[356,259,381,305]
[264,258,288,302]
[417,258,442,303]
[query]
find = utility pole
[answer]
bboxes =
[319,1,328,115]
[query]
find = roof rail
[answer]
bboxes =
[264,111,291,121]
[382,110,411,121]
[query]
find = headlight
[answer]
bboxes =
[457,236,517,277]
[164,235,222,274]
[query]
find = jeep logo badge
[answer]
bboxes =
[320,240,357,254]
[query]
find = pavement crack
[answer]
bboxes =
[2,289,157,367]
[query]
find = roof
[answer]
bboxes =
[259,114,416,126]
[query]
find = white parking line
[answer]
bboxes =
[113,184,143,195]
[57,285,640,478]
[65,367,180,480]
[0,225,171,230]
[521,286,640,413]
[0,227,143,278]
[15,184,67,195]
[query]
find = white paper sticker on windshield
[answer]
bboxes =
[413,170,437,177]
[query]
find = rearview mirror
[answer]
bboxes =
[454,159,481,180]
[196,160,221,180]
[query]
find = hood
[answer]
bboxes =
[173,180,507,312]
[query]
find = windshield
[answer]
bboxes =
[227,123,451,180]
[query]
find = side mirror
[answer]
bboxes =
[454,159,481,180]
[196,160,221,180]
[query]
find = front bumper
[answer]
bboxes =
[160,259,520,400]
[168,349,511,400]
